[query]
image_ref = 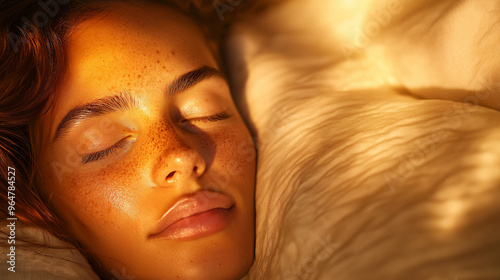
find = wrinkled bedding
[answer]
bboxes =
[225,0,500,279]
[0,220,99,280]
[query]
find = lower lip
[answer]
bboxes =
[151,207,234,240]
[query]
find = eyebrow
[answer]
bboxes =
[52,66,224,143]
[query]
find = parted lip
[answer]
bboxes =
[150,190,234,237]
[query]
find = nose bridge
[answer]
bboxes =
[152,121,206,187]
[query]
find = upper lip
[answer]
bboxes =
[150,190,234,237]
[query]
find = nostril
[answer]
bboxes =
[166,171,175,180]
[193,166,198,173]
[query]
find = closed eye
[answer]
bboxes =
[81,113,231,164]
[82,136,132,164]
[182,112,233,125]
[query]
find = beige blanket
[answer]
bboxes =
[225,0,500,279]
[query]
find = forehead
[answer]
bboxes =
[43,2,219,141]
[65,2,217,84]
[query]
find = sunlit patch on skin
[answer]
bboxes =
[433,199,465,233]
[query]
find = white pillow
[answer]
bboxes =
[0,220,99,280]
[225,0,500,279]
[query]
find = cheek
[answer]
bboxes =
[43,158,148,235]
[213,123,256,184]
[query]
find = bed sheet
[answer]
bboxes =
[0,220,99,280]
[224,0,500,279]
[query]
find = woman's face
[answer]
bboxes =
[37,3,256,280]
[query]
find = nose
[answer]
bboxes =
[155,140,207,187]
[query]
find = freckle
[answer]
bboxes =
[138,74,141,78]
[156,50,160,54]
[128,74,130,77]
[157,60,160,64]
[162,66,166,69]
[127,82,131,86]
[171,50,176,56]
[144,65,147,69]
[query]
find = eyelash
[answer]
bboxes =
[181,112,232,125]
[81,112,232,164]
[82,136,131,164]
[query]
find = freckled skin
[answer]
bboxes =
[36,3,255,280]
